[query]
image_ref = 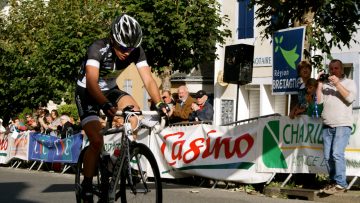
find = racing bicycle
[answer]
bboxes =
[75,106,164,203]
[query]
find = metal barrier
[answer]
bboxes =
[169,113,281,127]
[169,121,212,127]
[221,113,282,126]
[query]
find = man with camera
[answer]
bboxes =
[189,90,214,122]
[318,59,357,195]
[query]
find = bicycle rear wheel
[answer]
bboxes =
[119,143,162,203]
[75,146,104,203]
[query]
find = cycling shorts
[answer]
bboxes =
[75,85,129,126]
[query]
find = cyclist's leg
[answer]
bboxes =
[106,88,140,138]
[75,86,103,202]
[117,95,140,139]
[82,121,103,178]
[80,121,103,202]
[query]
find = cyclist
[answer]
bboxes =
[75,14,169,203]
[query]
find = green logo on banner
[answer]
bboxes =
[274,35,300,70]
[262,120,288,168]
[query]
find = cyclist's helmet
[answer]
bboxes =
[110,14,143,49]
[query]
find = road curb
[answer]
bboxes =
[264,186,360,202]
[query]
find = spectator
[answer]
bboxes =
[189,90,214,122]
[38,108,50,133]
[289,61,312,119]
[14,117,27,132]
[170,85,195,123]
[318,59,357,195]
[25,113,39,131]
[51,109,61,128]
[58,114,75,139]
[44,113,58,137]
[161,90,175,117]
[305,78,323,118]
[7,118,16,134]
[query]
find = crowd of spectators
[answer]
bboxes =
[162,85,214,124]
[0,108,80,139]
[0,85,214,140]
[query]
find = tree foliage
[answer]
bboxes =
[249,0,360,69]
[0,0,117,119]
[0,0,230,120]
[57,104,79,122]
[120,0,231,72]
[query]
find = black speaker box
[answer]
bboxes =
[223,44,254,85]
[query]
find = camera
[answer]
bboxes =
[318,73,330,82]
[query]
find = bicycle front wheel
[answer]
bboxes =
[119,143,162,203]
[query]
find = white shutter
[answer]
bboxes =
[249,90,260,118]
[274,95,287,116]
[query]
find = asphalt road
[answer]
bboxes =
[0,166,321,203]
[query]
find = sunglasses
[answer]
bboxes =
[111,39,135,53]
[162,96,167,99]
[118,45,135,53]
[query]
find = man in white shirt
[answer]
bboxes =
[318,59,357,194]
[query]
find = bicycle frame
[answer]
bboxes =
[99,110,164,203]
[107,124,132,202]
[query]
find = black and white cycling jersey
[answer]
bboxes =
[77,38,148,91]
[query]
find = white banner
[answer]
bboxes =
[0,133,10,163]
[10,131,30,161]
[153,123,273,183]
[256,115,360,176]
[148,114,360,183]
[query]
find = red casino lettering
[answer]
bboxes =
[161,130,254,166]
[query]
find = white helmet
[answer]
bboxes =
[110,14,143,48]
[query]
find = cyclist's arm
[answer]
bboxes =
[137,66,161,104]
[86,65,108,105]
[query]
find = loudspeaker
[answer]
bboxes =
[223,44,254,85]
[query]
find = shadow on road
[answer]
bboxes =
[42,184,74,193]
[41,181,198,193]
[0,182,36,203]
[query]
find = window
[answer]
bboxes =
[123,79,132,95]
[343,63,353,79]
[221,100,234,124]
[238,0,254,39]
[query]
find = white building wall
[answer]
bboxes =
[215,1,360,125]
[260,84,274,115]
[214,0,278,125]
[324,26,360,106]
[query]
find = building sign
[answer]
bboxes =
[253,56,272,67]
[272,26,305,95]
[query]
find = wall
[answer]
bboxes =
[116,64,162,110]
[213,0,283,125]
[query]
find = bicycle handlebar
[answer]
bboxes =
[114,110,159,116]
[100,110,166,135]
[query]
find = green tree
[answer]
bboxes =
[57,104,79,122]
[0,0,118,119]
[0,0,230,120]
[122,0,231,73]
[250,0,360,68]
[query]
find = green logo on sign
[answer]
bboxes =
[274,35,300,70]
[262,120,288,168]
